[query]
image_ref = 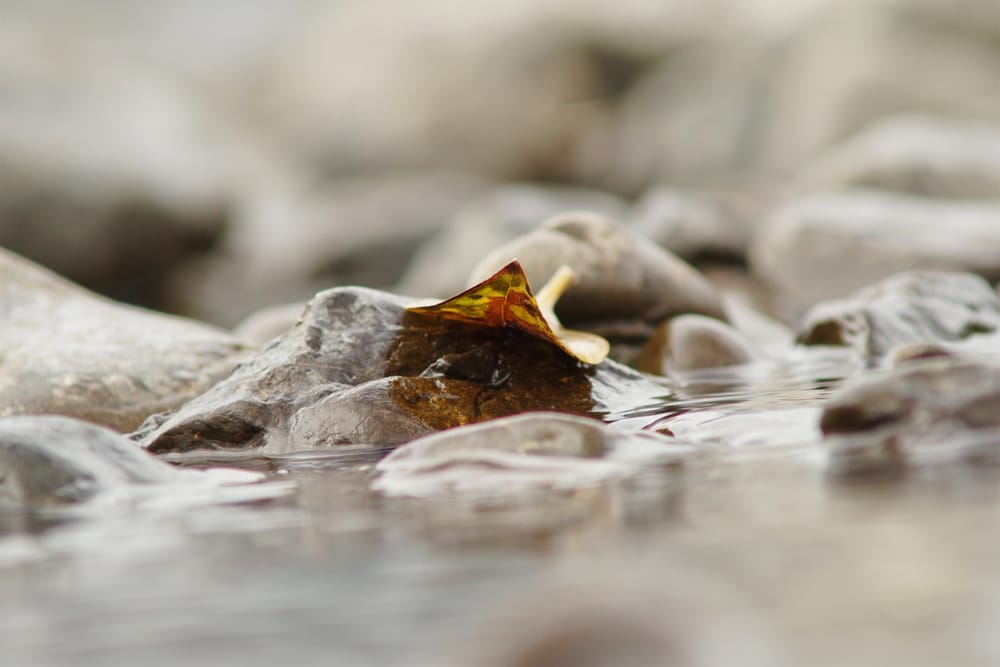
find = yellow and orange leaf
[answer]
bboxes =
[406,260,610,365]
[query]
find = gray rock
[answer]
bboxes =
[796,271,1000,357]
[629,187,757,261]
[396,184,628,299]
[0,415,278,510]
[798,115,1000,199]
[252,2,708,184]
[639,314,760,374]
[468,211,724,327]
[756,2,1000,177]
[750,190,1000,305]
[0,248,249,431]
[373,411,689,498]
[821,358,1000,475]
[0,43,258,311]
[0,415,181,507]
[139,286,670,454]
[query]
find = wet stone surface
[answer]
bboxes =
[139,286,668,455]
[796,271,1000,357]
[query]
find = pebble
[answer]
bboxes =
[468,211,724,327]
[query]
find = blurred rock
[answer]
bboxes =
[608,1,1000,191]
[638,314,760,374]
[252,1,717,184]
[757,2,1000,177]
[140,285,669,454]
[232,302,307,345]
[469,211,724,328]
[608,37,781,191]
[0,37,265,310]
[629,186,757,262]
[821,357,1000,475]
[173,171,487,326]
[396,183,628,299]
[797,271,1000,357]
[0,415,181,507]
[750,190,1000,306]
[799,115,1000,199]
[0,248,249,432]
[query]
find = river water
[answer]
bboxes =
[2,356,1000,666]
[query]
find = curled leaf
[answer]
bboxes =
[406,260,610,365]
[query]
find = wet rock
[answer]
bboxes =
[799,115,1000,200]
[139,286,670,455]
[172,171,486,326]
[820,358,1000,475]
[796,271,1000,358]
[468,211,724,328]
[629,186,756,262]
[0,416,180,507]
[372,413,689,528]
[0,415,274,510]
[638,314,760,374]
[0,249,249,432]
[396,183,628,299]
[751,191,1000,305]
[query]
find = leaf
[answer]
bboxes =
[406,260,610,365]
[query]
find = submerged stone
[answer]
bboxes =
[373,411,689,498]
[797,271,1000,357]
[139,287,669,454]
[820,358,1000,475]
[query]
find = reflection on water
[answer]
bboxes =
[3,350,1000,666]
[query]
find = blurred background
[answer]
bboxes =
[1,0,999,326]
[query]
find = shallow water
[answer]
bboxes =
[3,354,1000,666]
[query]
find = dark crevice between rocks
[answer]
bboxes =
[146,416,266,454]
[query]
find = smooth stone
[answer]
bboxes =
[468,211,724,327]
[139,286,670,454]
[638,314,761,374]
[751,190,1000,305]
[820,358,1000,475]
[0,249,250,432]
[798,115,1000,199]
[0,415,273,510]
[0,416,180,507]
[395,183,628,299]
[796,271,1000,357]
[372,412,689,497]
[629,186,756,262]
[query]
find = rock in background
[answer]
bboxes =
[2,0,999,326]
